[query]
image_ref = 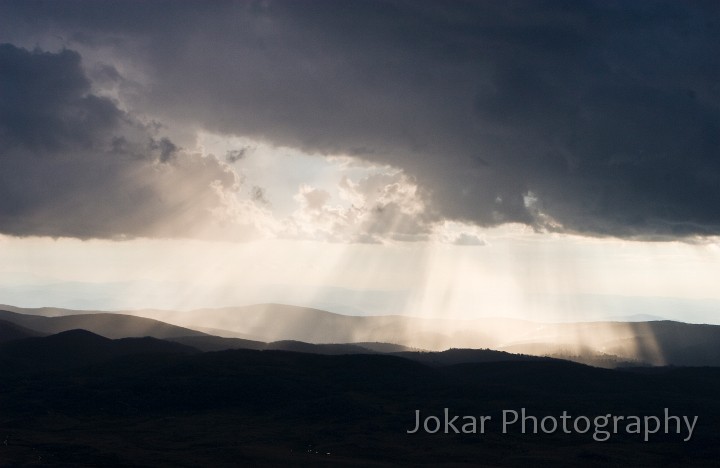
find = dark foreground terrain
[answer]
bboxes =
[1,331,719,466]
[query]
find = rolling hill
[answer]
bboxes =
[0,309,207,339]
[0,318,45,343]
[0,329,198,371]
[129,304,720,367]
[0,306,719,465]
[5,304,720,367]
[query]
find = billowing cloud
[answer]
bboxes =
[0,43,262,240]
[289,171,432,243]
[1,1,719,240]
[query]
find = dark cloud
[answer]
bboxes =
[1,0,719,239]
[0,43,241,239]
[0,45,118,152]
[150,137,178,163]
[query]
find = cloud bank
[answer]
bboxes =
[0,44,260,239]
[1,1,718,240]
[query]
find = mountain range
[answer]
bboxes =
[1,304,720,466]
[3,303,720,367]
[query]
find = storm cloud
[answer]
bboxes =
[0,43,246,239]
[1,0,719,240]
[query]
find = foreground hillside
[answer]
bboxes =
[0,330,719,466]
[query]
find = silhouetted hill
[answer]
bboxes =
[265,340,374,354]
[393,348,554,366]
[0,318,44,343]
[0,329,198,371]
[0,309,207,339]
[148,304,720,366]
[7,304,720,367]
[170,336,387,355]
[0,346,718,466]
[169,335,267,352]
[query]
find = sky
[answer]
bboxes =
[0,0,719,323]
